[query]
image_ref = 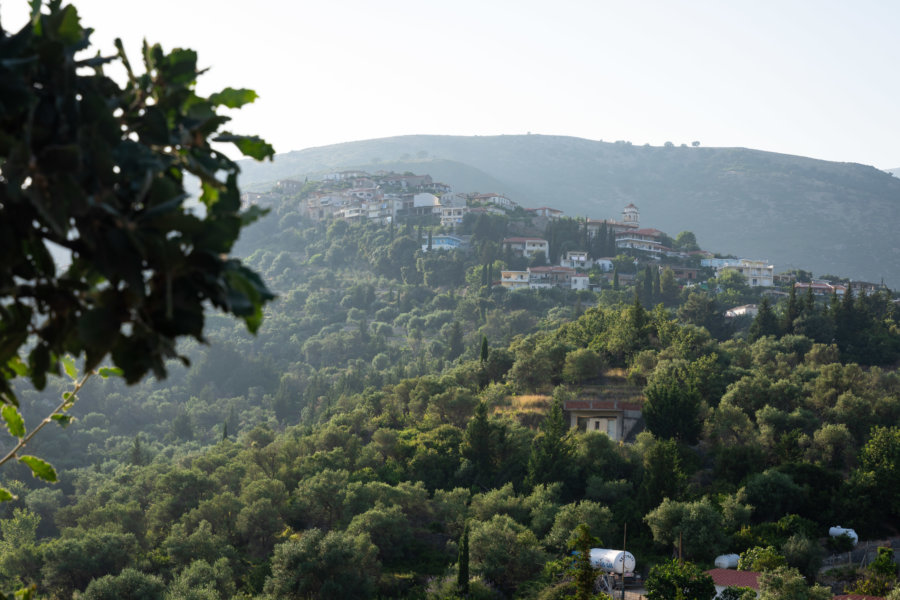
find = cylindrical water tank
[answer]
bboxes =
[828,526,858,545]
[714,554,740,569]
[589,548,636,574]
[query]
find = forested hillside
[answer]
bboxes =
[3,186,899,599]
[238,134,900,287]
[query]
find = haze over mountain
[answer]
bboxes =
[239,135,900,287]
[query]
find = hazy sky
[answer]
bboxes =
[3,1,899,168]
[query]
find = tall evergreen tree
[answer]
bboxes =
[527,390,573,489]
[643,265,654,306]
[570,524,600,600]
[835,285,856,354]
[653,267,661,305]
[457,522,470,597]
[461,402,496,489]
[803,284,815,314]
[447,321,464,360]
[480,335,489,363]
[749,297,779,340]
[128,435,146,466]
[782,284,800,334]
[660,267,679,306]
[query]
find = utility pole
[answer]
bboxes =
[622,522,627,600]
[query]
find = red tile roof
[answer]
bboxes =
[706,569,760,590]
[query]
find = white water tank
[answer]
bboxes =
[714,554,740,569]
[828,526,858,545]
[590,548,636,574]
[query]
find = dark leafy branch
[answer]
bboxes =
[0,1,275,404]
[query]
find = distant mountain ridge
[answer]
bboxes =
[239,135,900,287]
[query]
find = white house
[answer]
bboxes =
[701,258,774,287]
[725,304,759,318]
[502,237,549,259]
[500,270,530,290]
[560,250,593,270]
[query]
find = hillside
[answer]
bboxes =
[239,135,900,286]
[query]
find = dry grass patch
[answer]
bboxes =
[493,394,552,429]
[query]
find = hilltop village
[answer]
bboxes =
[244,169,884,305]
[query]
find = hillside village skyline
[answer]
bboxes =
[242,169,889,301]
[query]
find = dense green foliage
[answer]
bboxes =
[0,189,896,597]
[2,8,900,598]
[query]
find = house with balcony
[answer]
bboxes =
[440,205,467,227]
[306,192,351,221]
[527,266,589,290]
[500,270,530,290]
[502,237,549,259]
[560,250,593,270]
[794,281,847,296]
[615,228,671,255]
[701,258,774,287]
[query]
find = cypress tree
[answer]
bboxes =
[835,285,856,353]
[782,284,799,334]
[643,265,653,305]
[457,523,470,597]
[128,435,146,466]
[598,223,608,258]
[571,524,600,600]
[447,321,464,360]
[607,225,618,256]
[613,267,620,290]
[749,296,779,340]
[653,267,661,302]
[480,335,489,363]
[527,391,572,489]
[427,229,432,251]
[803,283,815,314]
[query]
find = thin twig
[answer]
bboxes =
[0,371,93,469]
